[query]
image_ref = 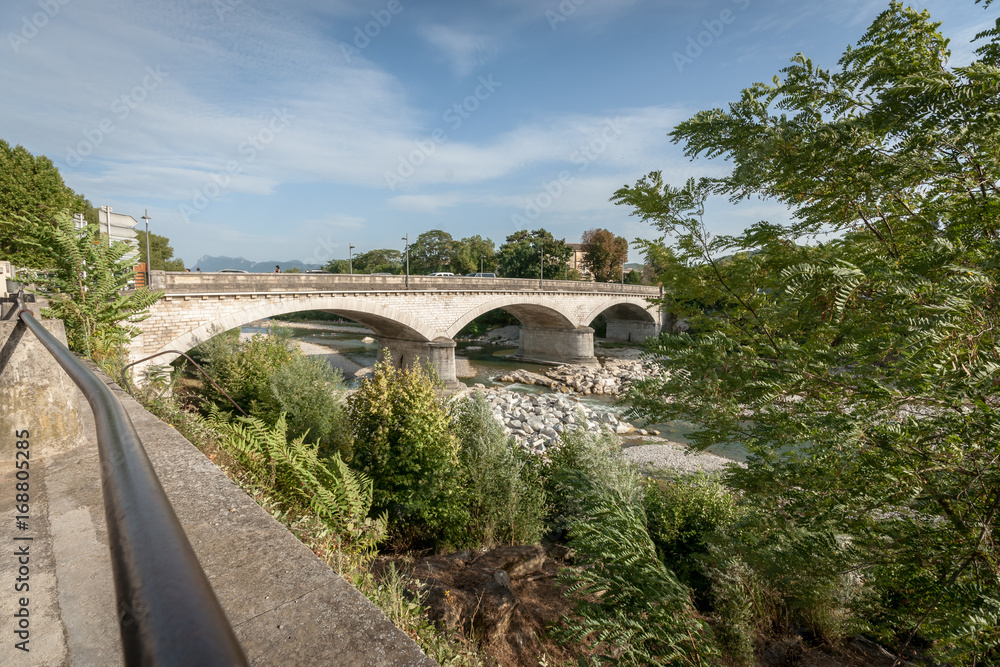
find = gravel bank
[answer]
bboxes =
[620,442,740,475]
[466,386,740,474]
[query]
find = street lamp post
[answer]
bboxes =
[141,210,151,287]
[402,234,409,288]
[539,241,544,289]
[480,254,483,275]
[349,244,355,275]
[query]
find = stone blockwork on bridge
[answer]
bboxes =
[132,272,663,387]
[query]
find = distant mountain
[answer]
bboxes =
[192,256,321,273]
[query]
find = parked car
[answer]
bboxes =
[305,269,331,274]
[429,272,455,276]
[466,272,497,278]
[218,268,249,273]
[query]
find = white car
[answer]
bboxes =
[429,272,455,276]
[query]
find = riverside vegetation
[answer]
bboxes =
[144,328,745,665]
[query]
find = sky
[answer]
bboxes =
[1,0,995,267]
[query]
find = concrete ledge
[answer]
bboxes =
[88,365,436,666]
[1,352,435,666]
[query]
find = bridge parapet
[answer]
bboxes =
[149,271,662,297]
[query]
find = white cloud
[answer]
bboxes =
[418,24,499,77]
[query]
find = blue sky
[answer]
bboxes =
[2,0,994,267]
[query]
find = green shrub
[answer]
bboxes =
[451,392,547,547]
[207,408,385,557]
[643,473,742,599]
[197,328,296,411]
[194,328,351,457]
[704,555,768,666]
[346,361,467,549]
[263,354,352,459]
[544,427,642,534]
[702,509,858,651]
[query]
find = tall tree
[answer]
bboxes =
[0,139,96,269]
[581,228,629,282]
[497,229,572,279]
[408,229,454,274]
[451,234,496,274]
[322,259,351,274]
[136,230,186,271]
[616,3,1000,662]
[352,248,402,274]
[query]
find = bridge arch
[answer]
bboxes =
[152,295,438,360]
[444,296,578,339]
[582,297,662,343]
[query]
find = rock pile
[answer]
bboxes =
[495,358,657,396]
[474,387,656,455]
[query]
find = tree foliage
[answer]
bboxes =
[322,258,352,274]
[615,3,1000,661]
[22,213,160,358]
[352,248,403,274]
[408,229,455,274]
[450,234,497,275]
[135,230,186,271]
[497,228,572,279]
[581,228,629,282]
[0,139,97,269]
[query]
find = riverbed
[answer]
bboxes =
[242,319,746,464]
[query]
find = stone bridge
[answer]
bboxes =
[133,272,663,389]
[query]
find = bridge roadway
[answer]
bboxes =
[133,272,663,388]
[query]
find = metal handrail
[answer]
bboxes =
[14,292,248,667]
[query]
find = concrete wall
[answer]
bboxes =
[0,320,85,460]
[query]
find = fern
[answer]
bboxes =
[555,489,718,666]
[208,407,385,555]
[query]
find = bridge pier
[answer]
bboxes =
[516,326,598,367]
[377,336,463,391]
[605,318,660,343]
